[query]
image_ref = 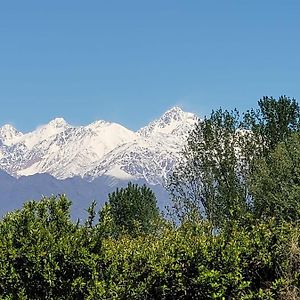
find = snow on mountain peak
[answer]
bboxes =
[86,107,198,183]
[20,118,71,150]
[0,106,199,183]
[0,124,23,146]
[161,106,185,121]
[17,119,138,179]
[137,106,197,137]
[1,124,16,131]
[48,117,68,128]
[86,120,111,130]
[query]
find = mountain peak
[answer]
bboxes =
[87,120,111,129]
[160,106,186,123]
[0,124,23,146]
[48,118,68,128]
[165,106,184,114]
[0,124,17,132]
[19,118,71,150]
[138,106,197,137]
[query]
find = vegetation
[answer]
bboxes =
[168,95,300,227]
[168,108,252,228]
[250,132,300,222]
[1,96,300,299]
[100,182,160,237]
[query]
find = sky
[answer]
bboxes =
[0,1,300,132]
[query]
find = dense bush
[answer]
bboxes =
[0,196,299,299]
[90,220,297,299]
[0,196,97,299]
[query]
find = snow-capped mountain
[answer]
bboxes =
[138,106,196,138]
[17,121,137,179]
[0,107,198,183]
[0,124,23,146]
[20,117,71,150]
[86,107,198,184]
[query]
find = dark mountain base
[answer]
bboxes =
[0,170,170,221]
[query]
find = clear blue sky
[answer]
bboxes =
[1,1,300,132]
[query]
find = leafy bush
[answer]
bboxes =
[1,197,299,299]
[0,196,96,299]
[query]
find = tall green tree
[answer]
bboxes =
[244,95,300,221]
[244,95,300,154]
[102,182,160,236]
[169,96,300,228]
[168,109,253,228]
[250,132,300,222]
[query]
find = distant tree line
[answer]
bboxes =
[1,96,300,299]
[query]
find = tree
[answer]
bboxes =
[102,182,160,236]
[168,96,300,228]
[244,95,300,154]
[168,109,253,228]
[250,132,300,222]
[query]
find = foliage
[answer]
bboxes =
[0,195,97,299]
[244,95,300,154]
[0,198,299,299]
[168,96,300,227]
[104,182,160,236]
[168,108,254,228]
[250,132,300,222]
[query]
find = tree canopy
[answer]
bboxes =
[100,182,160,236]
[168,95,300,227]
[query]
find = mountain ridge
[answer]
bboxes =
[0,107,198,183]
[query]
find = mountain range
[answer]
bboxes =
[0,107,198,219]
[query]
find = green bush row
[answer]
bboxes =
[0,195,299,299]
